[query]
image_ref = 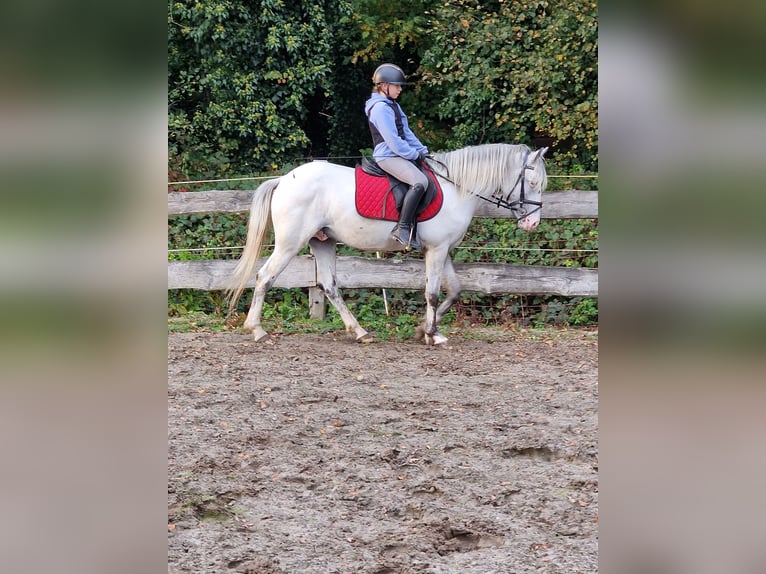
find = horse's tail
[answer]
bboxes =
[226,177,281,312]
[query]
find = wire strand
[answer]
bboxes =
[168,173,597,186]
[168,175,278,186]
[168,245,598,255]
[546,174,598,178]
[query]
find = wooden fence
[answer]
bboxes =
[168,188,598,316]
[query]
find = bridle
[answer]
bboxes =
[475,152,543,220]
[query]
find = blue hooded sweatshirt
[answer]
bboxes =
[364,92,428,162]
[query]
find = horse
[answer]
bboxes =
[226,143,548,345]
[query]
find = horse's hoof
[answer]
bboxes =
[414,325,426,341]
[252,327,270,342]
[432,333,449,345]
[424,332,448,346]
[355,330,374,344]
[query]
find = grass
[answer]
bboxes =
[168,309,422,341]
[168,309,598,344]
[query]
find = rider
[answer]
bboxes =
[365,63,429,250]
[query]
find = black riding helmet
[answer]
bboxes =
[372,63,409,86]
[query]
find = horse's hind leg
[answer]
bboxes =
[243,248,296,342]
[309,238,371,342]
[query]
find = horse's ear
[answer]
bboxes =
[531,146,549,162]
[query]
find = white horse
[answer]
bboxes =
[227,143,548,345]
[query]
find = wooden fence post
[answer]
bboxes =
[308,287,326,320]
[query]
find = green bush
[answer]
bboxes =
[168,213,248,260]
[168,0,354,177]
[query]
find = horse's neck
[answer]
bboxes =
[444,181,482,214]
[448,175,489,206]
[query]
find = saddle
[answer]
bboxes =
[354,157,443,222]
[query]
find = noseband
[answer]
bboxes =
[477,152,543,220]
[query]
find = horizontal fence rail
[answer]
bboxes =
[168,189,598,219]
[168,189,598,299]
[168,257,598,296]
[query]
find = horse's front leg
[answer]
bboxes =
[434,255,462,326]
[423,294,448,346]
[420,248,450,345]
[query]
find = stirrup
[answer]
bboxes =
[390,225,409,246]
[391,225,420,250]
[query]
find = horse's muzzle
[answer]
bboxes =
[518,216,540,232]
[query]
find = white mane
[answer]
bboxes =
[432,143,541,201]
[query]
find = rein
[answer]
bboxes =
[423,156,454,185]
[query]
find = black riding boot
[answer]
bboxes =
[391,183,426,250]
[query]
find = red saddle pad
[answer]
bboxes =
[354,165,443,222]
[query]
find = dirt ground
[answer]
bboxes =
[168,328,598,574]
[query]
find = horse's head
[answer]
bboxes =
[516,146,548,232]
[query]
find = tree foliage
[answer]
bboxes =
[168,0,352,178]
[344,0,431,65]
[418,0,597,171]
[168,0,597,177]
